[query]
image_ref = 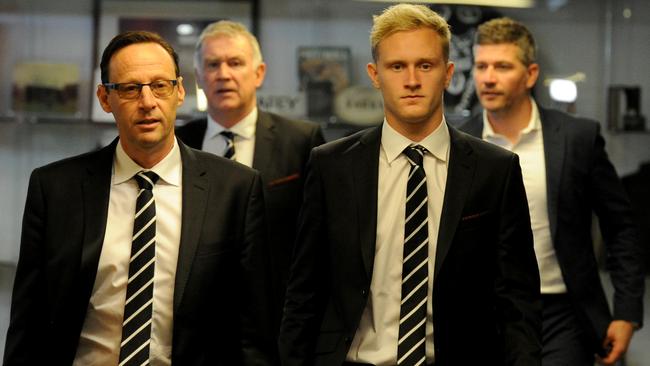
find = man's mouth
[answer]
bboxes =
[217,88,236,94]
[137,118,160,126]
[480,91,502,97]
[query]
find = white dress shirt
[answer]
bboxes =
[202,107,257,167]
[346,119,450,365]
[482,99,567,294]
[73,139,183,366]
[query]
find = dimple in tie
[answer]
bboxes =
[397,146,429,366]
[119,170,159,366]
[220,130,236,160]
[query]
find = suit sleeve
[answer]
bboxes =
[4,169,48,365]
[278,150,328,366]
[240,172,277,365]
[589,125,644,326]
[496,154,542,365]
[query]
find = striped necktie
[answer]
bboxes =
[397,145,429,366]
[119,170,159,366]
[220,130,236,160]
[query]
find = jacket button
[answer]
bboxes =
[361,289,368,296]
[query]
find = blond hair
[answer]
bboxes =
[194,20,263,70]
[475,17,537,66]
[370,4,451,62]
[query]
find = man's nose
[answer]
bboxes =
[138,85,157,109]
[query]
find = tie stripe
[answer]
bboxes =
[220,130,236,160]
[398,146,429,366]
[119,171,159,366]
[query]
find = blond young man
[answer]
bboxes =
[461,17,644,366]
[280,5,541,366]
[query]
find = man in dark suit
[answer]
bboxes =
[279,5,541,366]
[4,31,273,365]
[175,21,325,327]
[460,17,644,366]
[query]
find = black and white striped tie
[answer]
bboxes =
[119,170,159,366]
[398,146,429,366]
[220,130,236,160]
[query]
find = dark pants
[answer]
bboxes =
[541,294,595,366]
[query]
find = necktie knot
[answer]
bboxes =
[134,171,159,191]
[404,145,427,167]
[220,131,236,160]
[220,130,235,141]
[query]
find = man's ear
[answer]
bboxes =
[367,62,380,89]
[96,84,112,113]
[526,63,540,89]
[444,61,455,89]
[255,62,267,89]
[176,76,186,106]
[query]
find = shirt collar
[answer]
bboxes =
[206,107,258,140]
[482,97,541,140]
[381,116,450,165]
[113,138,182,187]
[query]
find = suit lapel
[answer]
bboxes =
[434,128,475,281]
[540,108,564,241]
[352,127,381,279]
[79,140,116,302]
[174,141,210,311]
[252,111,275,175]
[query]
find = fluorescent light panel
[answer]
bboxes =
[353,0,535,8]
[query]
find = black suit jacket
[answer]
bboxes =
[4,138,274,365]
[460,106,645,353]
[176,111,325,329]
[279,125,541,366]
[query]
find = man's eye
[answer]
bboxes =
[391,64,403,71]
[151,81,167,89]
[120,84,140,92]
[420,63,432,70]
[229,59,243,67]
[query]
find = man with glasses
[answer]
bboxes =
[4,31,274,365]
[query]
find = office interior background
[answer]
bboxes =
[0,0,648,363]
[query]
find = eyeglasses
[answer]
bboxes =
[103,79,179,99]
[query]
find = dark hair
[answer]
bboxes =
[100,30,180,84]
[475,17,537,66]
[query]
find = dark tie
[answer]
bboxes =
[119,170,159,366]
[220,130,236,160]
[398,146,429,366]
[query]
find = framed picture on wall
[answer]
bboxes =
[297,46,351,120]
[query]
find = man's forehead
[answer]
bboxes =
[109,43,176,78]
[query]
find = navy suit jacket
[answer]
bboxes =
[279,125,542,366]
[176,111,325,331]
[4,138,275,365]
[460,106,645,353]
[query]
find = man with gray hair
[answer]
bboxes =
[176,20,325,333]
[280,4,541,366]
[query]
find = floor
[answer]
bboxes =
[0,264,648,364]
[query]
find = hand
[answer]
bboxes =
[596,320,634,365]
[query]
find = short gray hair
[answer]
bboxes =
[194,20,263,70]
